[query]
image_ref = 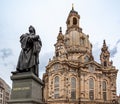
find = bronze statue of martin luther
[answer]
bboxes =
[16,25,42,77]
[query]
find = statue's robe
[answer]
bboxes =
[16,33,42,72]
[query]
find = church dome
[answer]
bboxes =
[64,6,93,60]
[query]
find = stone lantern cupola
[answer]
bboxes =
[66,4,82,33]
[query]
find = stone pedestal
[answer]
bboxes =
[8,72,44,104]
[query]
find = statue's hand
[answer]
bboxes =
[34,35,39,40]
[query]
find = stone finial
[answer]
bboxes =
[72,3,74,10]
[57,27,64,42]
[103,40,106,46]
[59,27,62,33]
[102,40,108,51]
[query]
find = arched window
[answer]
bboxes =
[104,61,107,67]
[54,76,59,98]
[80,38,85,46]
[85,56,89,62]
[73,17,77,25]
[65,38,69,46]
[56,52,59,57]
[71,77,76,99]
[89,64,94,73]
[54,64,60,70]
[103,81,107,101]
[67,20,70,25]
[89,78,94,100]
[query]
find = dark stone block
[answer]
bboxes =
[8,72,44,104]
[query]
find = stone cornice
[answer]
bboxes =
[83,61,102,68]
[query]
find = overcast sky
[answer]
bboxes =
[0,0,120,95]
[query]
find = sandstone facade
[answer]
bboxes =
[43,6,118,104]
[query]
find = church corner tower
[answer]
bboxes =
[99,40,118,103]
[43,5,118,104]
[100,40,111,67]
[54,27,67,60]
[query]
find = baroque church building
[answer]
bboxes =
[43,6,118,104]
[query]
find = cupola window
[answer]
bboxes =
[104,61,107,67]
[73,17,77,25]
[80,37,85,46]
[67,20,70,25]
[85,56,89,62]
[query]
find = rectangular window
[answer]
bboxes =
[71,90,76,99]
[89,90,94,100]
[103,92,106,101]
[54,94,59,99]
[54,88,59,99]
[0,100,2,103]
[54,83,59,87]
[0,94,2,98]
[71,77,76,99]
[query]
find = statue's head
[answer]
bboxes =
[29,25,36,35]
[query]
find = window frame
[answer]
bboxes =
[54,76,59,99]
[71,77,76,99]
[89,78,94,100]
[73,17,77,25]
[102,81,107,101]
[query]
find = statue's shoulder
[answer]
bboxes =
[20,33,29,38]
